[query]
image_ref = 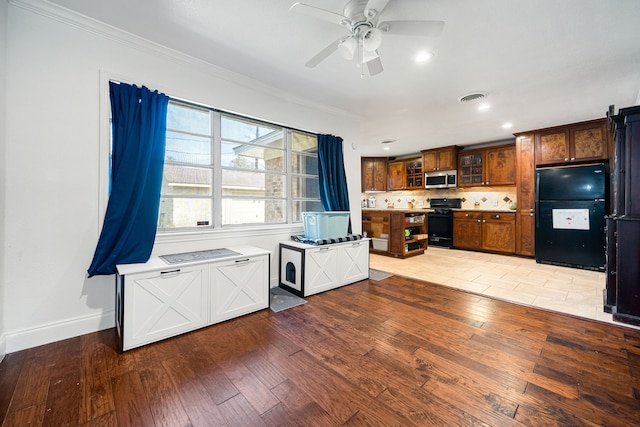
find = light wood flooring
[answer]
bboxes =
[1,275,640,426]
[370,246,640,330]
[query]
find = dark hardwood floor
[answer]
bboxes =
[1,275,639,426]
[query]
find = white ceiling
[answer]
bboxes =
[46,0,640,156]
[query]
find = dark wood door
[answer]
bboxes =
[361,157,387,191]
[515,133,535,256]
[485,145,516,186]
[482,213,515,254]
[387,161,405,190]
[453,212,482,250]
[535,128,570,165]
[624,110,640,217]
[570,121,608,162]
[437,147,457,170]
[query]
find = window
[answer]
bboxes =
[157,100,320,231]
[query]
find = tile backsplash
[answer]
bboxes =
[363,187,517,211]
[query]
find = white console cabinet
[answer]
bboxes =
[279,239,370,297]
[116,246,269,351]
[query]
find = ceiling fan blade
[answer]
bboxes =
[378,20,445,37]
[289,2,350,26]
[366,56,384,76]
[304,38,342,68]
[364,0,390,20]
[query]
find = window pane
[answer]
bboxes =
[158,197,212,228]
[221,170,284,198]
[221,198,285,225]
[292,132,318,154]
[167,102,211,135]
[292,176,320,199]
[221,141,285,172]
[166,131,211,164]
[162,165,212,196]
[221,115,283,147]
[292,153,318,175]
[292,200,323,222]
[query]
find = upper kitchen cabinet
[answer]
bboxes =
[387,157,422,190]
[422,146,459,171]
[361,157,387,192]
[535,119,609,166]
[458,144,516,187]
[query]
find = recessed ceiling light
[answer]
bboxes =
[415,51,434,62]
[477,103,490,111]
[383,146,390,151]
[502,122,513,129]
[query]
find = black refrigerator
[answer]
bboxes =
[535,163,607,271]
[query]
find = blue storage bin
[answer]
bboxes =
[302,212,350,239]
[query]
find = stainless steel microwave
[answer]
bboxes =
[425,170,457,189]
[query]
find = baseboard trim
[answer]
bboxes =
[5,311,115,354]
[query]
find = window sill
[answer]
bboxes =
[155,224,305,244]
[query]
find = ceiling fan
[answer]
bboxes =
[289,0,444,77]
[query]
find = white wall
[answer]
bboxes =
[4,0,364,353]
[0,0,8,362]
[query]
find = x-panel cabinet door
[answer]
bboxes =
[338,241,369,284]
[123,265,208,350]
[304,246,338,296]
[210,254,269,323]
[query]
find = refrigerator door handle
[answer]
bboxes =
[535,172,541,229]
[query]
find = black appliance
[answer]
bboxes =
[427,198,461,248]
[535,163,607,271]
[425,170,457,189]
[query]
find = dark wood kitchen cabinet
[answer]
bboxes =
[458,144,516,187]
[387,157,422,190]
[453,211,515,254]
[605,105,640,325]
[421,146,459,171]
[514,132,535,256]
[535,119,609,166]
[361,157,387,192]
[453,212,483,250]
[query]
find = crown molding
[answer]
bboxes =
[8,0,362,122]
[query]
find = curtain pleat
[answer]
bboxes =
[317,134,351,231]
[87,82,169,276]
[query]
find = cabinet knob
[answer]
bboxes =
[530,212,534,217]
[564,158,569,161]
[482,220,486,223]
[495,215,500,219]
[478,219,482,223]
[571,157,576,161]
[465,213,470,217]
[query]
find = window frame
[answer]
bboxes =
[157,99,320,233]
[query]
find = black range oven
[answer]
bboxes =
[427,198,462,248]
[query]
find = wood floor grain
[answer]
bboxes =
[2,276,639,426]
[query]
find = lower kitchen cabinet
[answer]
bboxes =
[279,239,370,297]
[453,211,515,254]
[116,246,270,351]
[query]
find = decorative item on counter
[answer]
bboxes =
[367,196,376,208]
[407,201,414,209]
[474,201,480,209]
[509,201,517,210]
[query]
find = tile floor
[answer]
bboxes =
[369,246,640,331]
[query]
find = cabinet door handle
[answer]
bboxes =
[235,258,250,263]
[571,157,576,161]
[160,269,181,276]
[495,215,500,219]
[482,220,486,223]
[564,158,569,161]
[465,214,470,217]
[477,219,482,223]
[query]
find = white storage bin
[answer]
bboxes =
[371,237,388,251]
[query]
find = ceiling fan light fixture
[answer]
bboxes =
[337,36,357,60]
[362,28,382,51]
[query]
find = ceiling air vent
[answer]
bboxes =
[458,92,488,103]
